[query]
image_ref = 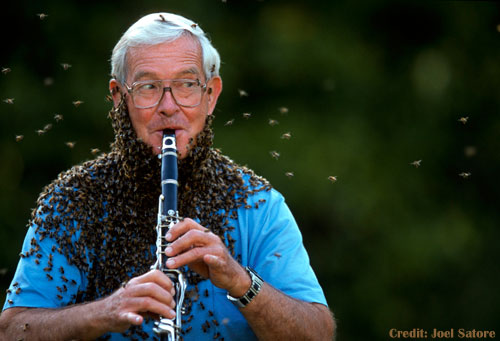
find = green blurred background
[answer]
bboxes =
[1,1,499,339]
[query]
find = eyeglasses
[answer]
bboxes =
[124,79,207,109]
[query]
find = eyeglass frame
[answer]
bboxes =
[123,78,208,109]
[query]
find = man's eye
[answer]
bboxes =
[181,81,196,88]
[138,83,158,91]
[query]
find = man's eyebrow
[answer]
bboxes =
[177,68,200,78]
[132,71,158,82]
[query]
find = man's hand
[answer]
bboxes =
[164,218,251,297]
[101,269,177,333]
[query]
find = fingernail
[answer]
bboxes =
[169,309,176,317]
[165,246,172,255]
[135,316,141,323]
[171,300,176,308]
[166,233,172,241]
[171,288,175,296]
[166,259,175,267]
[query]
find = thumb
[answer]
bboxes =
[204,254,223,268]
[121,312,143,325]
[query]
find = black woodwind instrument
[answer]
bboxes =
[151,129,187,341]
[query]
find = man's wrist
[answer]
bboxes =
[227,266,252,298]
[227,267,264,308]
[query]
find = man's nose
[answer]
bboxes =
[157,87,179,115]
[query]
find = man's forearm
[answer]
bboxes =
[239,282,335,340]
[0,301,109,341]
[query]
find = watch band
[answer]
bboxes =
[227,266,264,308]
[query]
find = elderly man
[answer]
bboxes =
[0,13,334,340]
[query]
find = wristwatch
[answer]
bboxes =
[227,266,264,308]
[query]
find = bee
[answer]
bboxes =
[410,160,422,168]
[202,322,208,333]
[15,287,21,294]
[70,279,77,285]
[36,129,46,136]
[59,266,64,274]
[238,89,248,97]
[37,13,48,20]
[56,294,63,300]
[60,275,68,283]
[72,100,84,107]
[43,123,53,131]
[459,172,471,179]
[158,14,166,22]
[56,286,63,293]
[213,332,221,339]
[285,172,294,179]
[44,77,54,86]
[54,114,63,122]
[60,63,72,70]
[268,119,279,126]
[91,148,100,155]
[242,112,252,119]
[2,67,11,74]
[269,151,280,160]
[328,175,338,183]
[66,142,76,148]
[212,319,219,326]
[3,98,14,104]
[280,132,291,140]
[278,107,289,114]
[199,301,205,310]
[208,310,214,316]
[46,274,53,281]
[221,317,230,325]
[34,259,40,265]
[8,299,13,304]
[22,323,29,331]
[191,23,198,29]
[15,135,24,142]
[224,119,234,126]
[36,254,42,259]
[185,326,192,333]
[458,116,469,124]
[274,252,282,258]
[210,64,216,73]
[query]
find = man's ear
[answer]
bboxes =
[206,76,222,116]
[109,79,124,107]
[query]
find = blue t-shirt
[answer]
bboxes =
[3,182,327,340]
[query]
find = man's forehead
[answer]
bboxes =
[126,36,203,81]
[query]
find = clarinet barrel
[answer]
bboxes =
[152,129,186,341]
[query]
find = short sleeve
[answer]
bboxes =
[239,188,328,306]
[3,204,84,311]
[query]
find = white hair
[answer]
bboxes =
[111,12,221,83]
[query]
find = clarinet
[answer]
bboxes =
[151,129,187,341]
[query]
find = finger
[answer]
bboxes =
[124,282,176,309]
[166,218,206,241]
[166,245,222,269]
[121,312,143,326]
[127,269,174,293]
[127,297,176,319]
[166,229,220,258]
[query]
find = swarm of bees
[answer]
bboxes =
[10,96,273,338]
